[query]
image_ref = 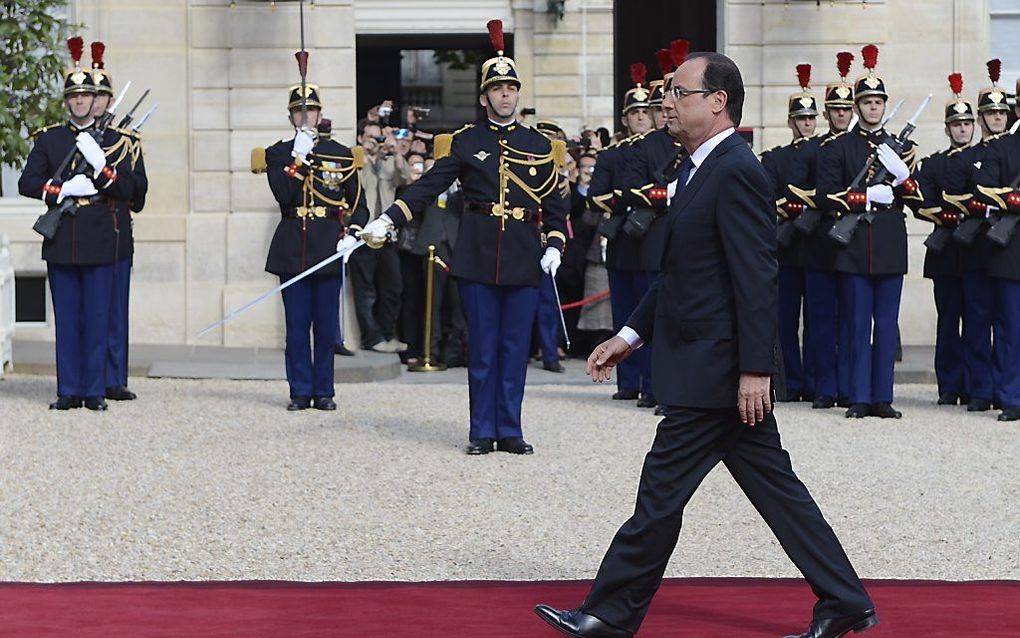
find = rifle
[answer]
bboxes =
[115,89,150,129]
[829,97,928,246]
[985,172,1020,247]
[953,119,1020,246]
[923,223,955,254]
[777,217,798,248]
[33,82,133,240]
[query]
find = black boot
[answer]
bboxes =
[869,402,902,418]
[313,397,336,410]
[967,397,992,412]
[83,397,108,411]
[998,407,1020,422]
[287,397,311,411]
[105,386,137,401]
[636,393,657,408]
[936,392,960,405]
[812,395,836,409]
[49,396,82,410]
[845,403,869,418]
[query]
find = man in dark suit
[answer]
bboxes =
[534,53,876,638]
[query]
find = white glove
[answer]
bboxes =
[876,144,909,186]
[866,184,894,206]
[57,174,98,203]
[336,234,359,254]
[75,132,107,176]
[360,214,393,243]
[292,130,315,160]
[540,246,561,276]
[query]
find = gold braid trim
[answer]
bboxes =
[943,191,971,215]
[591,193,615,214]
[917,206,941,224]
[827,189,853,214]
[788,185,816,208]
[977,185,1013,209]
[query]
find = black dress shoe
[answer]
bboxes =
[783,609,879,638]
[998,407,1020,422]
[653,405,666,416]
[49,396,82,410]
[313,397,336,410]
[845,403,869,418]
[636,393,657,409]
[83,397,108,411]
[869,402,902,418]
[533,605,632,638]
[937,392,960,405]
[967,397,992,412]
[543,361,566,373]
[612,390,638,400]
[836,396,851,408]
[287,397,311,411]
[466,438,495,455]
[496,437,534,454]
[812,395,836,409]
[334,343,355,357]
[800,391,815,402]
[105,386,137,401]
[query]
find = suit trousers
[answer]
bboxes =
[841,273,903,405]
[458,280,538,441]
[106,256,132,389]
[961,271,994,403]
[607,269,655,395]
[48,262,115,399]
[932,276,965,397]
[280,274,340,398]
[349,243,402,348]
[581,407,872,633]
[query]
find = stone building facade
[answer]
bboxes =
[0,0,1009,347]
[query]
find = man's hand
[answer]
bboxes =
[876,144,910,186]
[737,372,772,426]
[586,336,633,383]
[75,132,107,176]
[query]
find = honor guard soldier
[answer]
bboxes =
[971,72,1020,422]
[18,37,138,410]
[261,57,368,411]
[592,63,657,409]
[911,73,976,407]
[942,60,1012,413]
[358,20,568,454]
[760,64,819,402]
[643,40,686,131]
[90,42,149,402]
[784,52,857,409]
[816,45,923,419]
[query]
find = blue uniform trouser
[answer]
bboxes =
[459,280,539,441]
[994,278,1020,409]
[932,276,965,396]
[536,274,561,364]
[607,269,655,395]
[778,266,814,398]
[842,273,903,405]
[804,270,845,399]
[961,271,994,402]
[105,256,132,389]
[280,274,340,399]
[48,262,115,398]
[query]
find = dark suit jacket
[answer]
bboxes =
[627,131,779,408]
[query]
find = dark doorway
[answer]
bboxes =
[613,0,717,133]
[355,33,514,133]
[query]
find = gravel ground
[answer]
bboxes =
[0,371,1017,583]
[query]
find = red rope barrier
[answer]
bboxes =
[560,289,610,310]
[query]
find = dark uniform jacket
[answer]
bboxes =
[944,135,1006,273]
[621,127,686,271]
[784,130,842,273]
[973,132,1020,282]
[816,125,922,276]
[628,132,779,408]
[381,120,568,288]
[761,140,806,269]
[19,121,138,266]
[107,127,148,261]
[264,137,368,277]
[912,149,962,278]
[590,138,640,271]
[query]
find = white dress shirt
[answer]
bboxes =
[618,127,736,349]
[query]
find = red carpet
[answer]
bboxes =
[0,578,1016,637]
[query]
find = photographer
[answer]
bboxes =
[350,118,412,353]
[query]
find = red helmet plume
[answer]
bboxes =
[796,64,811,90]
[670,39,689,67]
[948,72,963,96]
[987,59,1001,85]
[861,44,878,71]
[90,41,105,69]
[656,49,674,76]
[630,62,647,87]
[67,37,84,65]
[487,19,505,54]
[836,51,854,79]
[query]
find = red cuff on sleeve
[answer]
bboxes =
[782,202,804,216]
[1007,191,1020,211]
[967,198,988,215]
[895,178,918,197]
[648,187,668,201]
[847,190,867,211]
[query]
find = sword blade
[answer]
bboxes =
[197,240,365,338]
[117,89,150,128]
[131,104,158,132]
[550,273,571,352]
[880,99,904,128]
[907,94,933,127]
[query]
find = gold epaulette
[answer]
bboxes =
[351,146,365,169]
[433,134,453,160]
[111,126,140,140]
[551,139,567,168]
[251,147,267,174]
[31,123,61,137]
[820,130,847,147]
[946,146,966,157]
